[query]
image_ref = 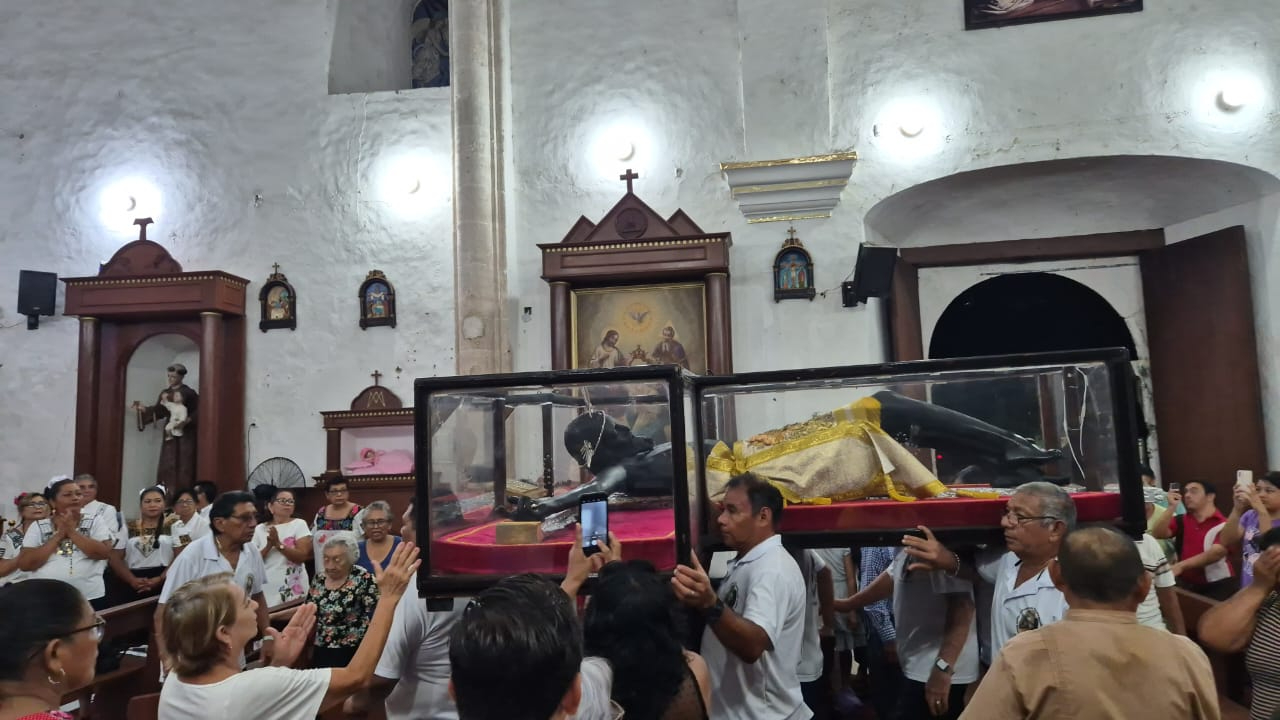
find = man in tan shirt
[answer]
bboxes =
[961,525,1220,720]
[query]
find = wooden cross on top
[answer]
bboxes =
[133,217,154,242]
[787,226,798,240]
[619,168,639,194]
[371,370,383,386]
[272,262,281,275]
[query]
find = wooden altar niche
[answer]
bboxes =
[62,226,248,507]
[538,170,734,373]
[294,376,415,533]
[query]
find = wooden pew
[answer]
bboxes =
[1177,587,1251,719]
[62,596,161,720]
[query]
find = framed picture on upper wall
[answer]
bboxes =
[964,0,1141,30]
[572,283,707,374]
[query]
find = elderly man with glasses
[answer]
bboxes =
[901,481,1076,664]
[155,490,272,670]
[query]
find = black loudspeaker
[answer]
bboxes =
[842,246,898,307]
[18,270,57,329]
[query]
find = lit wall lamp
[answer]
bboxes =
[899,120,925,138]
[1217,87,1248,111]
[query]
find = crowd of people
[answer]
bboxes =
[0,468,1276,720]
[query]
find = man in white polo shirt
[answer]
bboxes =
[674,473,809,720]
[155,490,270,668]
[902,481,1075,662]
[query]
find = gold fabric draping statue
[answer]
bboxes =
[706,391,1063,504]
[132,363,199,489]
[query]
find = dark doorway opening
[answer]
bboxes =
[927,272,1139,479]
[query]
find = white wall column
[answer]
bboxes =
[452,0,510,375]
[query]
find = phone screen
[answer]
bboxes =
[580,495,609,556]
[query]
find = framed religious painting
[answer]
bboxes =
[572,283,707,372]
[359,270,397,329]
[773,227,815,302]
[258,264,297,331]
[538,171,733,375]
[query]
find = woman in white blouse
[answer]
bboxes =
[158,542,419,720]
[110,485,175,599]
[169,488,210,555]
[252,487,312,607]
[18,477,114,609]
[0,491,48,585]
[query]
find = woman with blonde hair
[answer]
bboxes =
[157,542,418,719]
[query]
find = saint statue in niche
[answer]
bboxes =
[131,363,199,489]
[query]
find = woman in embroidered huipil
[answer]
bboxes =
[1,492,48,585]
[17,478,114,609]
[110,486,174,599]
[307,533,379,668]
[311,478,362,574]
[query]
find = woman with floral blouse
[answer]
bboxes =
[307,533,379,668]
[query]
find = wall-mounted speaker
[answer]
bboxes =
[18,270,57,329]
[842,246,898,307]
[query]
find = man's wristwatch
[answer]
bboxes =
[934,657,954,675]
[704,598,726,625]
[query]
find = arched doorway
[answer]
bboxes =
[927,272,1140,480]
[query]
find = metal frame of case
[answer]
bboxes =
[413,365,697,600]
[690,347,1145,551]
[412,349,1143,600]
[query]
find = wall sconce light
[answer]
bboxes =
[614,138,636,162]
[899,121,925,138]
[1217,87,1247,111]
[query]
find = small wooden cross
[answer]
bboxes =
[371,370,383,386]
[619,168,639,194]
[787,226,798,240]
[134,217,154,242]
[272,262,281,276]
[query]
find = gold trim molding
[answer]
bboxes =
[747,212,833,224]
[719,151,858,172]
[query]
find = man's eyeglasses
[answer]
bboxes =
[174,499,195,506]
[228,513,257,523]
[1002,508,1059,524]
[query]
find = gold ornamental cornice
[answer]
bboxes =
[62,274,250,290]
[747,212,832,224]
[543,236,728,254]
[719,151,858,172]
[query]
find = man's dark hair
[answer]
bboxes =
[1184,479,1215,496]
[450,574,582,720]
[1137,464,1155,479]
[208,491,255,534]
[1056,524,1145,603]
[193,481,218,505]
[1259,526,1280,552]
[725,472,784,529]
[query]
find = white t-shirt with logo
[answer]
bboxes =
[701,534,810,720]
[23,515,114,600]
[159,666,331,719]
[170,514,211,549]
[890,550,980,684]
[374,582,461,720]
[1136,533,1176,630]
[82,499,122,541]
[977,549,1069,661]
[253,519,312,608]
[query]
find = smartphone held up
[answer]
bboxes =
[579,492,609,557]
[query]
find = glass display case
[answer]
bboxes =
[693,348,1144,549]
[413,366,698,599]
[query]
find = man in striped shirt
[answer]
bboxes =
[859,546,902,719]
